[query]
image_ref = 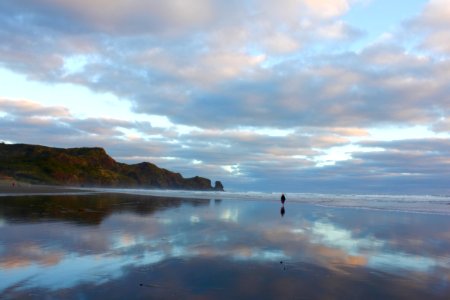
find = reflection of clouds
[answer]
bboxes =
[260,218,449,276]
[0,243,64,270]
[112,233,139,249]
[252,219,373,268]
[3,254,130,291]
[369,253,436,272]
[1,199,450,295]
[231,246,253,258]
[158,217,173,224]
[346,255,367,266]
[311,245,368,268]
[233,249,286,261]
[221,208,239,223]
[190,215,200,223]
[185,244,288,262]
[1,250,168,292]
[291,228,305,234]
[308,221,450,274]
[0,244,65,292]
[0,242,289,292]
[311,221,383,255]
[0,256,31,269]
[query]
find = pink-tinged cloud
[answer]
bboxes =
[411,0,450,54]
[0,99,70,118]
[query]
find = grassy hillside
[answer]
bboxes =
[0,143,224,191]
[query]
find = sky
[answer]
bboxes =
[0,0,449,194]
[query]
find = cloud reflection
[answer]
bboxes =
[311,221,384,255]
[1,195,450,297]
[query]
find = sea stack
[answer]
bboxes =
[214,181,224,191]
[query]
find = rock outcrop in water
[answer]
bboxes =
[214,181,224,191]
[0,143,224,191]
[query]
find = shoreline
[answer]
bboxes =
[1,183,449,216]
[0,183,220,197]
[0,181,93,196]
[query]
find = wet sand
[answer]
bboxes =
[1,193,450,299]
[0,180,87,195]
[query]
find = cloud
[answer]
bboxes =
[2,0,444,130]
[0,98,70,117]
[432,118,450,132]
[1,0,221,35]
[262,33,300,54]
[261,138,450,194]
[0,0,361,80]
[0,0,450,193]
[129,46,448,129]
[409,0,450,54]
[258,0,353,22]
[0,98,172,158]
[0,0,368,133]
[419,0,450,26]
[2,97,450,193]
[303,0,352,19]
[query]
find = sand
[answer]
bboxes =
[1,195,449,299]
[0,180,87,195]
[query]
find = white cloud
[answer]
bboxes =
[303,0,352,19]
[262,32,300,53]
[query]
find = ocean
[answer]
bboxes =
[84,188,450,215]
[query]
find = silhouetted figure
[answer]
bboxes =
[280,206,285,217]
[280,193,286,205]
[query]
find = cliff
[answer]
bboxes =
[0,143,224,191]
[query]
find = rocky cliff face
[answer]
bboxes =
[0,143,224,191]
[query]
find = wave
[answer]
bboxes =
[83,188,450,215]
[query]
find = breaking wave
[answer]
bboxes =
[85,188,450,215]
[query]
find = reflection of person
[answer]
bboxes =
[281,193,286,205]
[280,206,285,217]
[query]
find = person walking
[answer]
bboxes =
[281,193,286,205]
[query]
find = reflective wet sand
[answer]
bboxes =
[1,194,449,299]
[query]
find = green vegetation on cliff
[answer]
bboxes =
[0,143,224,191]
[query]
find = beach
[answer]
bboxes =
[1,191,449,299]
[0,180,89,196]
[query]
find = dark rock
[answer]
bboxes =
[214,181,224,191]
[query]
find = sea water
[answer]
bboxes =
[0,192,449,299]
[84,188,450,215]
